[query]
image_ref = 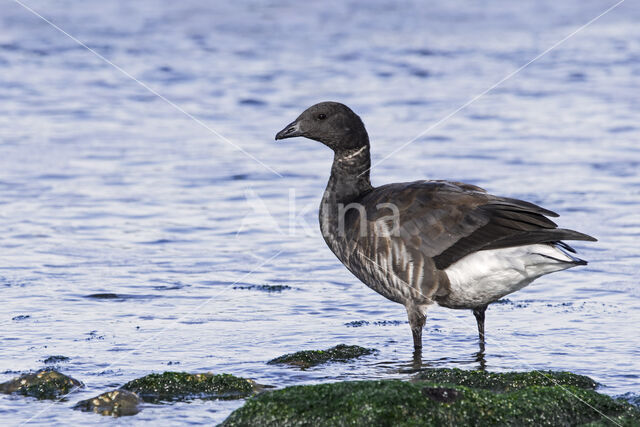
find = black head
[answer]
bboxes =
[275,102,369,152]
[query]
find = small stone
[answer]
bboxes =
[43,355,70,364]
[73,389,141,417]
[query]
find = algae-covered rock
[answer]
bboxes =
[73,389,142,417]
[0,370,83,400]
[619,392,640,408]
[221,377,640,426]
[43,355,70,364]
[267,344,377,369]
[120,372,262,402]
[413,367,598,392]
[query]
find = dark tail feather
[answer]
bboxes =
[484,228,597,251]
[554,229,598,242]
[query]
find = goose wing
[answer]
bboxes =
[354,180,596,271]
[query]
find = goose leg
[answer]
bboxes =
[472,305,488,351]
[406,306,426,349]
[412,347,423,370]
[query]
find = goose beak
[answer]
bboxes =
[275,120,303,140]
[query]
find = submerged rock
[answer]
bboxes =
[73,389,142,417]
[221,371,640,426]
[85,293,120,299]
[267,344,377,369]
[120,372,263,402]
[0,370,83,400]
[42,355,70,364]
[344,320,406,327]
[344,320,370,327]
[232,284,291,292]
[413,367,598,392]
[373,320,406,326]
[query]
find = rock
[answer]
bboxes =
[120,372,264,402]
[221,370,640,426]
[85,293,120,299]
[345,320,406,328]
[0,370,83,400]
[344,320,370,327]
[412,368,598,392]
[42,355,70,364]
[73,389,142,416]
[373,320,406,326]
[232,284,291,292]
[267,344,377,369]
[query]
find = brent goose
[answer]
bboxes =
[275,102,596,350]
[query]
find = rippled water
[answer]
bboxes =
[1,0,639,424]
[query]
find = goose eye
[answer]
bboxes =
[318,113,327,120]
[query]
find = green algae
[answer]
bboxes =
[0,370,83,400]
[413,368,598,392]
[221,378,640,426]
[73,389,142,417]
[120,372,261,402]
[267,344,377,369]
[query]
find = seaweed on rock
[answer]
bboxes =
[267,344,377,369]
[0,370,83,400]
[120,372,262,402]
[413,367,598,392]
[222,380,640,426]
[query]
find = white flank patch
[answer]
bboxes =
[443,244,579,308]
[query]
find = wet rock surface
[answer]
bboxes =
[0,370,83,400]
[42,356,70,364]
[221,370,640,426]
[267,344,377,369]
[120,372,263,402]
[73,389,142,417]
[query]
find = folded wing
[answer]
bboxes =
[355,180,596,271]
